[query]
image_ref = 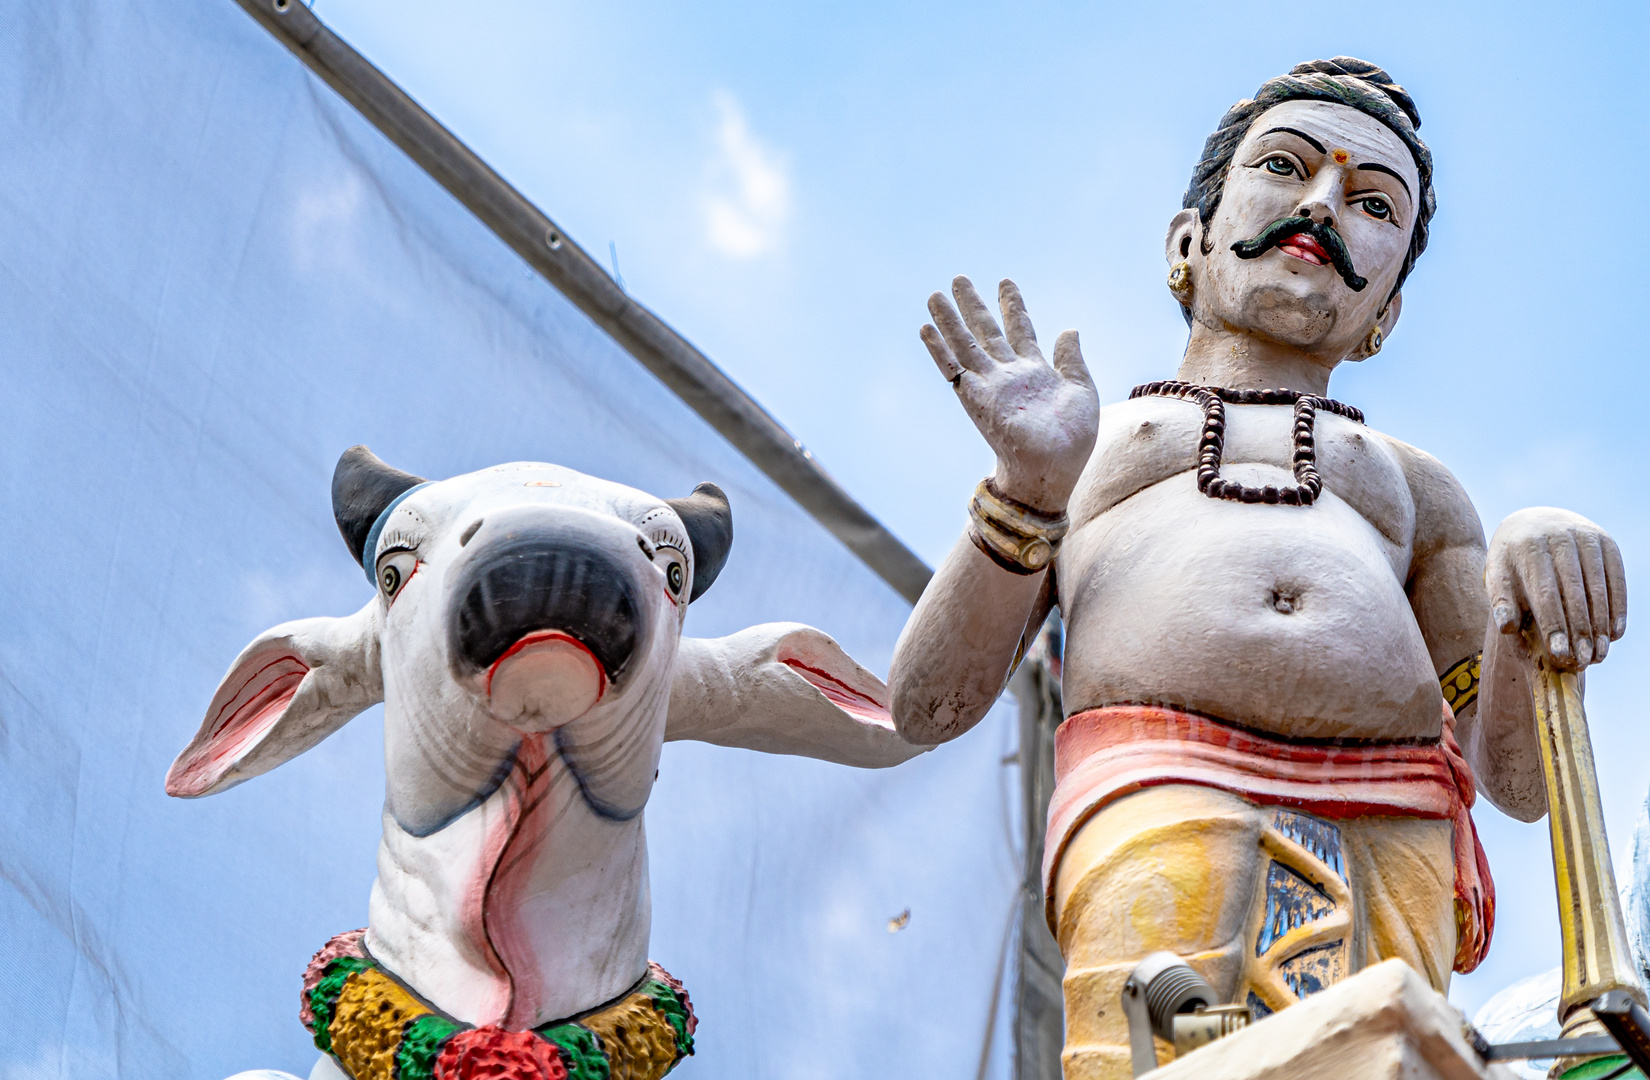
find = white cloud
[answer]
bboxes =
[701,91,791,259]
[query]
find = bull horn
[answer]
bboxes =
[666,483,733,602]
[332,445,427,567]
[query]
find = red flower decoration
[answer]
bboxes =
[435,1026,568,1080]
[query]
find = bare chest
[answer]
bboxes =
[1070,395,1416,555]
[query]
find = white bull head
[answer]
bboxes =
[166,447,923,1030]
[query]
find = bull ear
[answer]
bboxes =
[667,482,733,602]
[666,622,925,768]
[166,602,382,798]
[333,446,427,567]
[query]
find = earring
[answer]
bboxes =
[1167,261,1193,303]
[1356,324,1384,360]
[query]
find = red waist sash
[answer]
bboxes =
[1042,704,1494,974]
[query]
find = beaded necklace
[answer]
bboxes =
[1129,380,1366,506]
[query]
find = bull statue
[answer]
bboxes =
[168,447,922,1080]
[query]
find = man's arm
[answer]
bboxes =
[1385,437,1540,817]
[1477,504,1627,819]
[890,277,1096,745]
[892,544,1057,744]
[1391,436,1627,821]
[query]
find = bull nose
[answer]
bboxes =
[449,531,644,685]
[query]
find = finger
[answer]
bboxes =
[1530,539,1580,666]
[1578,533,1611,663]
[928,292,991,374]
[920,324,964,383]
[1486,554,1522,635]
[1556,537,1596,664]
[1603,535,1628,638]
[952,276,1013,363]
[1521,539,1573,665]
[999,279,1040,358]
[1553,535,1594,655]
[1052,330,1095,391]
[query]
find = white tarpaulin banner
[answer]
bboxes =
[0,3,1018,1076]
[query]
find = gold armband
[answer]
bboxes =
[1441,653,1481,715]
[967,478,1068,575]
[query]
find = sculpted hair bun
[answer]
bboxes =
[1289,57,1422,130]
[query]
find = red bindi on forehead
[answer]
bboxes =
[1332,149,1350,165]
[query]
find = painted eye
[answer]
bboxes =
[656,546,689,600]
[1360,196,1391,221]
[1263,156,1297,177]
[376,550,418,601]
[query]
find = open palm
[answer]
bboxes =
[922,276,1099,512]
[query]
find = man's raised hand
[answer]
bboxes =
[1488,507,1627,671]
[921,276,1099,513]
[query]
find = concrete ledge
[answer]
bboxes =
[1152,960,1518,1080]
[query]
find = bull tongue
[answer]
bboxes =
[486,631,606,731]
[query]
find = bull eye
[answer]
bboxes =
[655,545,688,601]
[376,549,418,603]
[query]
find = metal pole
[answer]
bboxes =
[1009,620,1067,1080]
[1530,663,1647,1073]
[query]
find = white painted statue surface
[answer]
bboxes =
[888,58,1629,1077]
[167,449,922,1077]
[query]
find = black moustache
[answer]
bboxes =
[1230,217,1367,293]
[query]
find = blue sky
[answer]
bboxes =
[308,0,1649,1018]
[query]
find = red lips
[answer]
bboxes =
[1278,232,1329,266]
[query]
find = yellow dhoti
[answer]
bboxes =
[1043,706,1494,1080]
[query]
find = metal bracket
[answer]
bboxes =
[1483,1035,1621,1061]
[1591,991,1650,1075]
[1121,973,1159,1077]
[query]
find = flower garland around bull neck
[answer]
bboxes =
[1129,380,1366,507]
[300,929,695,1080]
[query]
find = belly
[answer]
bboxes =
[1059,472,1442,741]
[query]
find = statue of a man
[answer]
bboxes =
[890,58,1628,1077]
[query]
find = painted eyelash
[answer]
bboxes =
[635,508,685,546]
[649,529,688,552]
[378,527,423,554]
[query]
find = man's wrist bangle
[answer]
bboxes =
[967,478,1068,575]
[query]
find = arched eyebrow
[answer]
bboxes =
[1259,126,1326,154]
[1356,162,1412,200]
